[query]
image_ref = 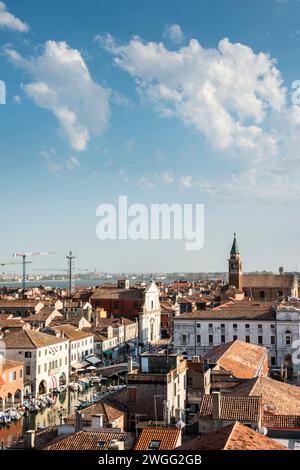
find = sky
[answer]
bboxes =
[1,0,300,274]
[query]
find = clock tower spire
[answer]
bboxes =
[228,233,242,290]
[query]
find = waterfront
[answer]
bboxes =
[0,383,115,449]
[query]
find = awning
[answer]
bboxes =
[103,349,113,357]
[85,355,101,366]
[72,361,90,369]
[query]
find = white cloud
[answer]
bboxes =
[5,41,111,151]
[137,176,155,188]
[0,1,29,32]
[159,171,174,184]
[13,95,21,104]
[98,34,300,202]
[178,175,193,189]
[163,24,184,45]
[66,156,80,171]
[100,35,285,159]
[40,149,81,173]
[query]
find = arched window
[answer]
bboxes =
[285,330,292,345]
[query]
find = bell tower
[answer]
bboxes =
[228,233,242,290]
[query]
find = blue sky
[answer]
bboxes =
[1,0,300,274]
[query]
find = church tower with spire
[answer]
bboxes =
[228,233,242,290]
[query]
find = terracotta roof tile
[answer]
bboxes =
[134,427,181,450]
[3,329,68,349]
[204,340,268,379]
[176,300,275,320]
[231,376,300,416]
[44,431,135,450]
[179,422,287,450]
[64,401,124,426]
[196,395,261,422]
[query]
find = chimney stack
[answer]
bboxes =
[91,414,104,430]
[26,430,36,448]
[212,392,221,420]
[75,411,83,432]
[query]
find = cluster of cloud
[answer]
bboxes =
[4,41,111,151]
[163,24,184,45]
[40,149,80,173]
[0,1,29,32]
[96,32,300,202]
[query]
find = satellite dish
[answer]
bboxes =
[258,427,268,436]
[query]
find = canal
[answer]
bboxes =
[0,383,111,449]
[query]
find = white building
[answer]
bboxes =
[52,324,94,372]
[3,329,69,398]
[173,299,300,374]
[139,281,161,345]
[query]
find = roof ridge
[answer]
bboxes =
[223,421,238,450]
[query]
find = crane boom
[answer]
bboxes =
[12,251,56,289]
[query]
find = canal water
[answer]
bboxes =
[0,384,107,449]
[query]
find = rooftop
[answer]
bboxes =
[175,300,276,321]
[43,430,135,450]
[179,422,287,450]
[134,427,181,450]
[203,340,268,379]
[3,329,68,349]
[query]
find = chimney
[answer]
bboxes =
[279,266,284,276]
[26,430,36,448]
[212,392,221,420]
[91,414,104,430]
[128,356,133,374]
[75,411,83,432]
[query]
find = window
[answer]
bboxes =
[221,323,225,329]
[25,365,31,375]
[196,334,201,344]
[24,352,32,358]
[260,290,265,299]
[233,335,237,341]
[258,324,263,330]
[271,336,276,345]
[270,324,275,330]
[182,334,187,345]
[44,349,47,356]
[285,330,292,345]
[233,324,237,330]
[114,301,119,309]
[245,324,250,330]
[151,300,154,309]
[258,336,263,345]
[271,357,276,366]
[149,440,161,450]
[196,323,201,329]
[174,383,177,395]
[19,369,22,378]
[38,365,41,374]
[209,335,213,345]
[245,336,250,343]
[221,335,225,344]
